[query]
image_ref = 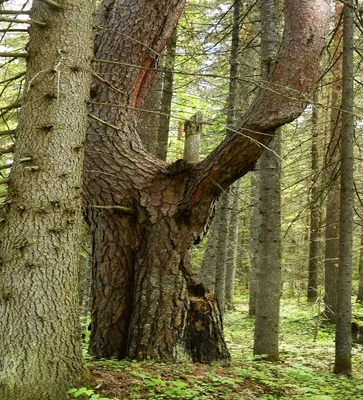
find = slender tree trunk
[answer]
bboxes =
[226,0,240,133]
[357,227,363,302]
[307,91,322,301]
[214,190,230,314]
[222,0,241,310]
[324,2,343,322]
[86,0,329,361]
[157,29,177,161]
[225,182,240,308]
[138,70,163,156]
[202,0,242,312]
[253,0,281,361]
[0,1,94,398]
[249,167,260,316]
[199,213,218,291]
[334,0,354,375]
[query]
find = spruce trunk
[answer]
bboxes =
[0,0,94,398]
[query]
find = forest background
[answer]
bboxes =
[0,0,363,399]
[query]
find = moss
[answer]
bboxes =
[81,366,94,388]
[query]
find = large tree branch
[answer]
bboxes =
[84,0,185,205]
[188,0,330,208]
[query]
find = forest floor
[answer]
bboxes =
[71,298,363,400]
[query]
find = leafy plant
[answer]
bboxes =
[67,387,118,400]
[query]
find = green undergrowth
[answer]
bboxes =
[79,299,363,399]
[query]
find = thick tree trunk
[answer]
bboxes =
[324,2,343,322]
[0,1,94,398]
[86,0,329,361]
[334,0,354,375]
[89,212,135,359]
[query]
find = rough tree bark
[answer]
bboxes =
[0,0,94,399]
[253,0,281,361]
[334,0,354,375]
[253,134,281,361]
[86,0,330,361]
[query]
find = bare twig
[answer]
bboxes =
[0,71,26,85]
[0,10,31,15]
[88,113,119,130]
[0,178,10,185]
[0,28,28,32]
[92,205,135,214]
[0,102,21,112]
[0,163,12,171]
[38,0,63,9]
[0,52,27,58]
[0,17,46,26]
[0,144,15,155]
[0,130,15,137]
[91,71,127,95]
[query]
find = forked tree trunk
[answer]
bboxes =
[86,0,329,361]
[0,1,94,398]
